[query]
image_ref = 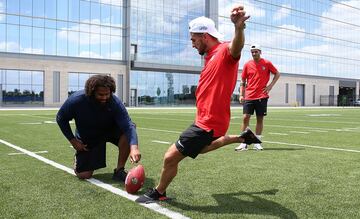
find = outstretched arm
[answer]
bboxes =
[229,5,250,59]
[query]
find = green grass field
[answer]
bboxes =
[1,107,360,219]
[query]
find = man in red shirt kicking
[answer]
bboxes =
[136,5,261,203]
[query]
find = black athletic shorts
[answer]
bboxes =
[74,128,123,173]
[175,124,219,159]
[243,98,268,116]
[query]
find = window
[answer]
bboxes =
[57,29,68,56]
[80,0,90,22]
[33,0,45,17]
[6,24,19,52]
[19,26,32,53]
[130,71,199,106]
[68,72,108,95]
[45,0,56,19]
[69,0,79,22]
[20,0,32,16]
[7,0,20,14]
[44,28,56,55]
[0,69,44,105]
[57,0,68,20]
[90,2,100,24]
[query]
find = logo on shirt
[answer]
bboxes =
[262,66,266,71]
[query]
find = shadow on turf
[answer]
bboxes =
[168,189,298,218]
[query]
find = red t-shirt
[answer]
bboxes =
[242,58,278,100]
[195,42,240,137]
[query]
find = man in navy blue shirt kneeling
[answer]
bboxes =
[56,74,141,182]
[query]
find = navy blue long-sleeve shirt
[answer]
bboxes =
[56,90,138,146]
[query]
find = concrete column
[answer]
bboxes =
[43,69,53,107]
[60,70,69,104]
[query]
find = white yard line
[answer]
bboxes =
[139,127,181,134]
[0,139,190,219]
[268,132,289,136]
[8,150,48,155]
[266,118,360,125]
[289,131,310,134]
[263,141,360,153]
[308,130,329,133]
[152,140,172,144]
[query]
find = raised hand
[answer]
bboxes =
[230,5,250,29]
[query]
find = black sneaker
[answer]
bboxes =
[135,188,168,203]
[112,168,127,183]
[240,128,262,145]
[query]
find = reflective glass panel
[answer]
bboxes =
[19,71,31,84]
[44,28,56,55]
[57,0,68,20]
[69,0,79,22]
[32,27,44,54]
[7,0,19,14]
[6,24,19,52]
[0,23,5,52]
[33,0,45,17]
[19,26,32,53]
[20,0,32,16]
[44,0,56,19]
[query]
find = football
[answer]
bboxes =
[125,164,145,194]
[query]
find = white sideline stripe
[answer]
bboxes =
[267,132,289,136]
[289,131,309,134]
[19,122,42,125]
[309,130,328,133]
[139,127,181,134]
[0,139,190,219]
[263,141,360,153]
[8,150,48,155]
[152,140,171,144]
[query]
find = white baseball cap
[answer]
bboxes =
[189,16,224,39]
[250,44,261,51]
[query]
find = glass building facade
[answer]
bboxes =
[0,0,359,106]
[0,0,123,59]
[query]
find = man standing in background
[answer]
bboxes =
[235,44,280,151]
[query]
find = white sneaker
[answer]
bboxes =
[253,143,263,150]
[235,143,248,151]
